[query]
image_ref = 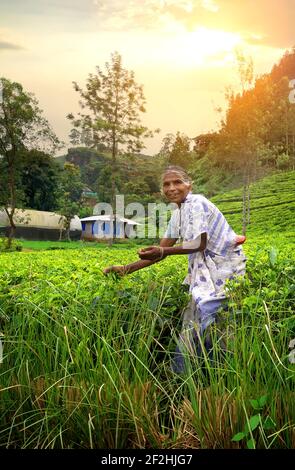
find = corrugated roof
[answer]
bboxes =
[0,209,82,230]
[80,215,141,225]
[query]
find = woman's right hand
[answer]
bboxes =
[103,265,126,277]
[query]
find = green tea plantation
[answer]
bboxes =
[0,171,294,449]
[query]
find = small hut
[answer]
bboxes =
[80,215,141,240]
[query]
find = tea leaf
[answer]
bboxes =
[263,416,276,430]
[232,432,245,442]
[249,399,260,410]
[244,414,260,433]
[247,438,256,449]
[258,395,268,408]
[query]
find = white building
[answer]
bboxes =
[0,209,82,241]
[80,215,141,240]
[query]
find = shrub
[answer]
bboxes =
[0,237,23,252]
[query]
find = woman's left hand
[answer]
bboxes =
[103,265,126,276]
[138,246,165,260]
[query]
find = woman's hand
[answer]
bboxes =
[138,246,165,261]
[103,265,126,277]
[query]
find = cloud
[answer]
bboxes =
[0,0,97,16]
[207,0,295,49]
[0,40,23,50]
[94,0,295,49]
[1,0,294,50]
[201,0,219,12]
[93,0,219,32]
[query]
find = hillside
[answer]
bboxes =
[211,170,295,235]
[54,154,66,166]
[54,147,164,203]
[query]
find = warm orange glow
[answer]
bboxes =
[170,27,243,67]
[0,1,289,154]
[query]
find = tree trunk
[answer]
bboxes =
[66,227,71,242]
[5,208,16,249]
[109,131,117,247]
[242,185,247,236]
[247,175,251,226]
[242,167,247,236]
[5,152,17,249]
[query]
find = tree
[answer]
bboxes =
[67,51,159,214]
[65,147,108,188]
[158,132,193,169]
[218,92,264,234]
[57,162,84,241]
[213,51,264,234]
[0,78,61,246]
[186,47,295,212]
[270,46,295,83]
[267,76,295,168]
[21,149,61,211]
[192,132,218,159]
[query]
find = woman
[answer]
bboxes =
[104,165,246,373]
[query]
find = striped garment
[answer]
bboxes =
[164,192,246,372]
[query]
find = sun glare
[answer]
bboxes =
[172,27,243,67]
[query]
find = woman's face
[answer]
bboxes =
[162,172,191,206]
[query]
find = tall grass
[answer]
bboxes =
[0,241,294,448]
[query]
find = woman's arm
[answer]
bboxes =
[138,233,207,261]
[103,232,207,277]
[103,237,178,276]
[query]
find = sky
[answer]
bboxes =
[0,0,294,155]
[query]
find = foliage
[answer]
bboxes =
[189,48,295,199]
[0,48,295,450]
[55,47,295,211]
[58,146,164,207]
[67,51,156,154]
[270,46,295,82]
[211,170,295,234]
[158,132,193,169]
[0,230,294,448]
[57,162,84,241]
[65,147,108,188]
[231,395,276,449]
[0,77,61,245]
[0,237,22,252]
[21,149,61,211]
[67,51,158,209]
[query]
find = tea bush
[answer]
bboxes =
[0,232,294,449]
[0,237,23,253]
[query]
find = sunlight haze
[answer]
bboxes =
[0,0,294,155]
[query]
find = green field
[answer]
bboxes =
[18,239,135,251]
[211,170,295,234]
[0,171,294,449]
